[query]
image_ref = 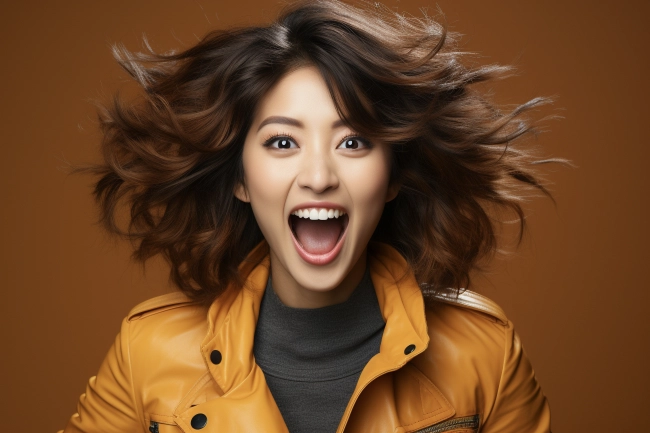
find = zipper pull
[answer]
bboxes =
[149,421,159,433]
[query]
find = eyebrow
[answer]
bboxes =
[256,116,346,132]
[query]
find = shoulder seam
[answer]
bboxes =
[429,290,508,325]
[127,292,195,321]
[123,315,143,431]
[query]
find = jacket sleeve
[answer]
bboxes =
[59,317,143,433]
[481,320,551,433]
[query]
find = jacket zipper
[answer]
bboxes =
[149,421,159,433]
[414,415,479,433]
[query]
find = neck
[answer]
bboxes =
[269,250,367,308]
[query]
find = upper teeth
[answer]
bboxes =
[291,208,346,220]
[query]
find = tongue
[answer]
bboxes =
[293,218,343,255]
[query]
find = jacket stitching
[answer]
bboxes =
[148,412,173,417]
[173,372,218,416]
[485,321,509,426]
[434,296,506,325]
[128,302,197,322]
[124,319,144,432]
[146,412,176,424]
[400,365,450,429]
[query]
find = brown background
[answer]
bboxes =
[1,0,648,431]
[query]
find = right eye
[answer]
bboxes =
[264,136,298,149]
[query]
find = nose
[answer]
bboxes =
[296,147,339,194]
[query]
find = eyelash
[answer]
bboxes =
[262,132,295,148]
[261,133,372,149]
[339,134,373,150]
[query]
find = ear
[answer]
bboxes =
[385,181,400,203]
[234,182,250,203]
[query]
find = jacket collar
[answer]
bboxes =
[192,241,435,431]
[198,241,269,392]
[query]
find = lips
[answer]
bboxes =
[288,205,349,265]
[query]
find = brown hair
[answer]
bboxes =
[89,0,558,304]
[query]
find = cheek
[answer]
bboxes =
[242,147,273,204]
[241,147,290,238]
[346,154,392,210]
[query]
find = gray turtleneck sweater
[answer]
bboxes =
[253,269,386,433]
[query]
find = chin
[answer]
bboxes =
[289,258,352,292]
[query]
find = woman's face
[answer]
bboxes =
[237,66,397,308]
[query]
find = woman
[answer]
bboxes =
[62,1,552,432]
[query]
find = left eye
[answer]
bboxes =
[337,137,368,150]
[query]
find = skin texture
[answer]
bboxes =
[236,66,398,308]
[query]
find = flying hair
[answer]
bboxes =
[85,0,562,304]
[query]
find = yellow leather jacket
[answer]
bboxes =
[61,243,550,433]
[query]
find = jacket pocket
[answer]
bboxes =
[413,415,479,433]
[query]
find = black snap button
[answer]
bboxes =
[404,344,416,355]
[210,350,222,365]
[191,413,208,429]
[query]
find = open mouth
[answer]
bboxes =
[289,208,349,265]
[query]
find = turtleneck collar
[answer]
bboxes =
[253,268,386,381]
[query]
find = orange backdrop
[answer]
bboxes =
[1,1,648,431]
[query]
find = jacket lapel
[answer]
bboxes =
[179,242,286,432]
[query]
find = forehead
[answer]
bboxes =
[252,66,342,126]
